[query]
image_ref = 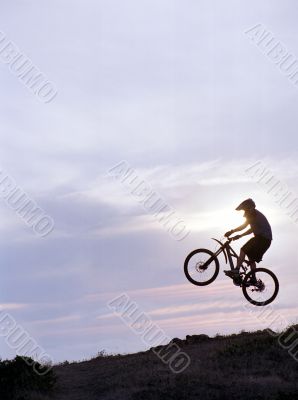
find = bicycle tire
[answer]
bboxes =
[184,248,220,286]
[242,267,279,306]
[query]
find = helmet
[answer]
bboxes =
[236,198,256,211]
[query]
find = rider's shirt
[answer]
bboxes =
[245,209,273,240]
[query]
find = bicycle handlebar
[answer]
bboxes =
[225,235,241,242]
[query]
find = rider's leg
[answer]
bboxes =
[235,249,246,270]
[249,260,257,282]
[227,250,246,278]
[250,260,256,272]
[225,250,246,278]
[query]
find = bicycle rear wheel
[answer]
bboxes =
[184,249,219,286]
[242,267,279,306]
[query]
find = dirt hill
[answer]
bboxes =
[49,326,298,400]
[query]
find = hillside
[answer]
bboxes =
[50,327,298,400]
[2,327,298,400]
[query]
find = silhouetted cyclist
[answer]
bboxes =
[224,199,272,284]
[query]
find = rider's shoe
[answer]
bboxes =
[225,269,241,286]
[224,269,240,278]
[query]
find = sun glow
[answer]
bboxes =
[187,208,245,234]
[187,205,285,236]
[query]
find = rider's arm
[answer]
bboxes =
[237,228,253,238]
[231,221,249,233]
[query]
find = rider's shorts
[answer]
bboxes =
[241,235,272,263]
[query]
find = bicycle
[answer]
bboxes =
[184,237,279,306]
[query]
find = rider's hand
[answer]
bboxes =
[224,230,234,238]
[232,235,242,241]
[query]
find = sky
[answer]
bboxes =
[0,0,298,363]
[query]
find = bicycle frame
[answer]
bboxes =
[211,238,250,273]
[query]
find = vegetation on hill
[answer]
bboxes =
[52,326,298,400]
[0,356,56,400]
[2,326,298,399]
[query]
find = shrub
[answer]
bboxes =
[0,356,56,400]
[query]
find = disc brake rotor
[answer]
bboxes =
[256,280,265,292]
[195,261,208,273]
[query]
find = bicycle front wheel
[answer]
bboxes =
[184,249,219,286]
[242,267,279,306]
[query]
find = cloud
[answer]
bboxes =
[0,303,28,311]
